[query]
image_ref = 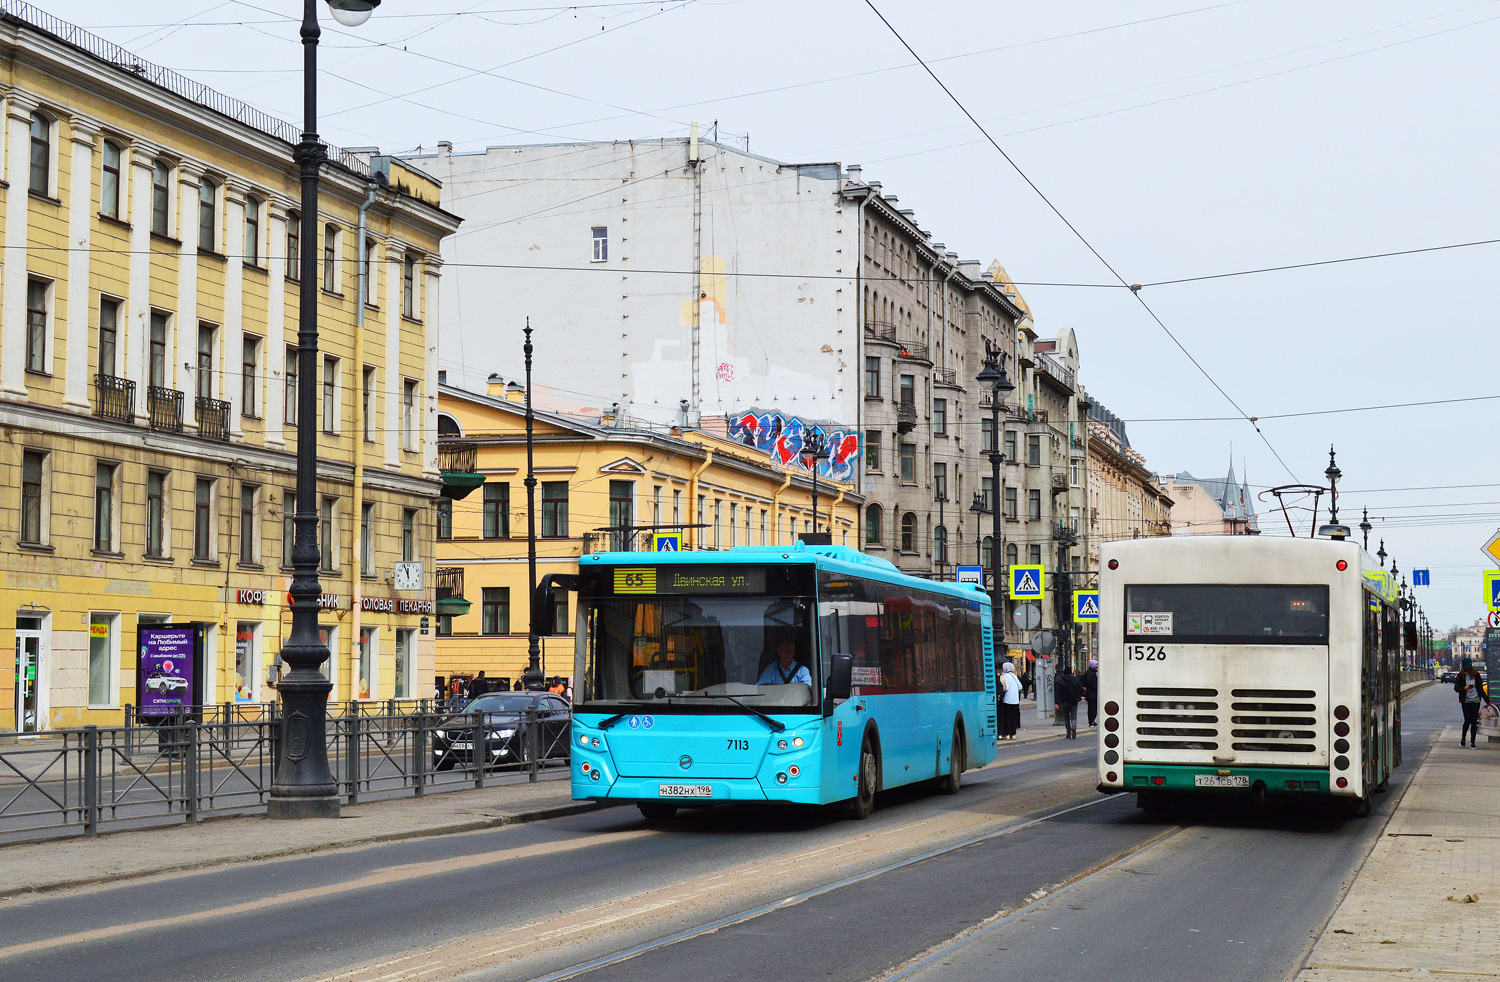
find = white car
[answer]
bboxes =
[145,674,189,694]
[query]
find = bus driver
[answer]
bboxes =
[758,640,812,686]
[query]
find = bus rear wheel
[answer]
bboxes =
[638,802,677,822]
[938,725,964,795]
[850,737,879,820]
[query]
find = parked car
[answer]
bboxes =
[431,691,572,771]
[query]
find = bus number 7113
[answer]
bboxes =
[1126,645,1168,662]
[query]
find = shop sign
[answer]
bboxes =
[237,589,269,605]
[361,597,395,613]
[138,626,197,717]
[398,599,434,615]
[283,592,344,610]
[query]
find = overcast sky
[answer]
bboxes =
[55,0,1500,632]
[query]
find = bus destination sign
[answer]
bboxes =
[614,566,767,595]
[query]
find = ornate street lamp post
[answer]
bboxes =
[976,340,1015,632]
[799,427,830,543]
[270,0,382,820]
[523,321,543,690]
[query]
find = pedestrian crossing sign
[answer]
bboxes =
[1009,564,1045,600]
[1485,570,1500,612]
[1073,590,1100,623]
[653,533,681,553]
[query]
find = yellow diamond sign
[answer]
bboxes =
[1484,531,1500,567]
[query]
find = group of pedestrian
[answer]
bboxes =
[1053,660,1098,739]
[1455,658,1492,749]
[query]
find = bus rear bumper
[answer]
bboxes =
[1110,763,1333,796]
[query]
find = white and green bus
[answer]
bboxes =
[1096,536,1401,815]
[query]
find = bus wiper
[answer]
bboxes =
[596,703,651,730]
[672,693,786,732]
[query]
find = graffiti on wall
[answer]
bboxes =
[727,409,861,484]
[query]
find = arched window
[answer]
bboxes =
[198,177,218,252]
[437,412,462,437]
[100,141,122,218]
[864,504,882,545]
[28,112,50,195]
[900,512,917,552]
[933,525,948,565]
[1006,543,1019,567]
[981,535,993,568]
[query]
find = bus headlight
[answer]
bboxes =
[777,740,788,750]
[792,736,804,748]
[776,772,788,784]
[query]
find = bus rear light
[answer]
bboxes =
[1334,705,1350,720]
[788,765,800,778]
[1104,701,1119,716]
[1105,718,1119,732]
[1152,776,1164,786]
[1336,777,1348,789]
[1104,733,1119,748]
[1334,755,1350,771]
[1104,750,1118,765]
[1108,559,1119,570]
[1334,738,1350,754]
[1336,560,1348,571]
[580,762,590,774]
[1106,771,1117,782]
[1334,721,1350,737]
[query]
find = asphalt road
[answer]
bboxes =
[0,684,1450,982]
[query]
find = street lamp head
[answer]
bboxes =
[798,428,828,470]
[327,0,380,27]
[970,491,988,514]
[975,353,1014,395]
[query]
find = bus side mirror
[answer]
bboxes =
[826,653,853,704]
[532,573,578,637]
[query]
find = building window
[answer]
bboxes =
[284,345,298,424]
[553,594,570,635]
[436,499,452,542]
[196,323,215,399]
[394,629,414,698]
[239,484,258,565]
[320,497,339,571]
[933,462,947,501]
[25,278,48,374]
[150,312,169,389]
[88,612,118,707]
[234,622,261,703]
[242,335,261,417]
[362,239,376,303]
[864,356,880,397]
[1029,543,1043,564]
[934,525,948,565]
[542,482,569,538]
[728,503,737,548]
[1028,489,1042,521]
[322,355,338,434]
[1071,460,1082,487]
[898,374,915,407]
[151,160,171,236]
[713,500,723,548]
[609,481,633,551]
[981,417,995,454]
[1004,430,1016,462]
[94,463,116,552]
[865,430,881,471]
[482,483,510,539]
[283,491,296,565]
[760,509,768,545]
[402,508,417,563]
[244,197,260,265]
[402,379,418,451]
[981,536,993,568]
[286,210,300,280]
[1027,434,1041,466]
[672,490,682,526]
[402,253,418,317]
[1003,485,1017,519]
[323,223,339,292]
[100,141,122,218]
[652,486,662,527]
[198,178,217,252]
[899,442,916,483]
[194,478,214,560]
[591,226,608,262]
[362,366,376,442]
[900,512,917,552]
[481,587,510,635]
[1006,543,1018,567]
[933,398,947,435]
[97,296,121,378]
[145,471,167,558]
[28,112,49,195]
[360,503,375,575]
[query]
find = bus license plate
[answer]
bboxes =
[1194,774,1248,788]
[658,784,712,798]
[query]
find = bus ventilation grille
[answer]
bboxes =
[1134,687,1219,750]
[1229,689,1317,752]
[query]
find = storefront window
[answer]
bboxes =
[88,612,117,707]
[394,629,413,699]
[358,627,375,699]
[235,622,259,702]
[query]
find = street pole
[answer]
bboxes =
[523,320,542,690]
[799,428,829,543]
[976,341,1014,650]
[270,0,382,820]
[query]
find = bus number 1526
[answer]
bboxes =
[1126,645,1167,661]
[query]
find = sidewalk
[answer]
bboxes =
[1296,725,1500,981]
[0,774,593,897]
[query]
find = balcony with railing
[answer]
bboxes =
[195,396,231,442]
[896,402,918,433]
[438,440,485,500]
[933,368,958,386]
[864,320,930,363]
[434,566,472,617]
[148,386,183,433]
[92,374,135,422]
[1034,351,1076,393]
[582,529,652,554]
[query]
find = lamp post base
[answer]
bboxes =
[267,794,341,820]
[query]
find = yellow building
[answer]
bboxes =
[0,11,461,732]
[435,380,863,686]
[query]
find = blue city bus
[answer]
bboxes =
[540,542,997,821]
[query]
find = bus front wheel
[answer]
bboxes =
[850,737,879,820]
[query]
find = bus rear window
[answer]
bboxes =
[1125,585,1329,644]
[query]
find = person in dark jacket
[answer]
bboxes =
[467,671,489,700]
[1055,665,1084,739]
[1081,660,1099,728]
[1455,658,1491,749]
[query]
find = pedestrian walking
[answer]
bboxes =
[1455,658,1491,749]
[1055,664,1084,739]
[1018,667,1033,701]
[998,662,1022,740]
[1082,660,1099,728]
[467,671,490,700]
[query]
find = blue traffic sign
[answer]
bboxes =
[1009,564,1045,600]
[1073,590,1099,623]
[1412,568,1429,587]
[652,533,681,552]
[956,565,983,586]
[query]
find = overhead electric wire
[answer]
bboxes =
[1127,392,1500,423]
[862,0,1301,484]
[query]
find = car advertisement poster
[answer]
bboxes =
[139,625,197,716]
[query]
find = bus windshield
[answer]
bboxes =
[580,594,819,711]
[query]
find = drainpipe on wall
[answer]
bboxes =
[351,181,379,699]
[687,447,714,550]
[829,486,848,543]
[770,469,793,545]
[851,179,872,545]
